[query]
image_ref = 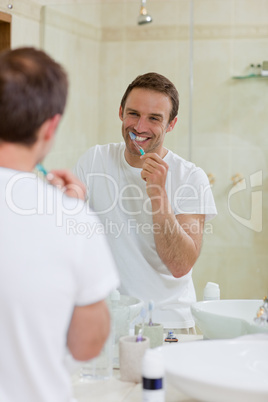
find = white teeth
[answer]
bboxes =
[135,136,147,142]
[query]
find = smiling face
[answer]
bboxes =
[119,88,177,166]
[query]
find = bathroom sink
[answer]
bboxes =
[163,335,268,402]
[119,295,144,322]
[191,299,268,339]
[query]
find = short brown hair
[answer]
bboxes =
[120,72,179,123]
[0,47,68,145]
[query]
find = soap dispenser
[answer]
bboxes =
[203,282,220,301]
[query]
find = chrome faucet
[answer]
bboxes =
[254,296,268,326]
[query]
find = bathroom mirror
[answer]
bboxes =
[41,0,268,302]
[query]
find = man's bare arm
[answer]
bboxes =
[152,210,205,278]
[67,300,110,361]
[141,153,205,278]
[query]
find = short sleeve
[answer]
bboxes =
[65,209,120,306]
[173,167,217,221]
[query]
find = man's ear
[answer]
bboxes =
[166,116,177,133]
[43,114,61,142]
[119,106,123,121]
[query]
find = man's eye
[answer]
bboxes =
[150,116,158,121]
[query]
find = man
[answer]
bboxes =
[0,47,119,402]
[74,72,217,332]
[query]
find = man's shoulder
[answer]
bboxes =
[165,149,198,172]
[80,142,124,161]
[165,149,208,185]
[75,142,124,172]
[89,142,123,154]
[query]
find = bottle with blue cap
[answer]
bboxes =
[142,348,164,402]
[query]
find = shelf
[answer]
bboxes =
[232,74,268,80]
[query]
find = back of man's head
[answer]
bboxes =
[0,47,68,146]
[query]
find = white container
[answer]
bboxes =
[203,282,220,301]
[142,348,165,402]
[119,335,150,383]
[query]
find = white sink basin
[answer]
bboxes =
[191,299,268,339]
[163,336,268,402]
[119,295,144,322]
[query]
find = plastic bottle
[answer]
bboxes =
[203,282,220,301]
[108,290,130,368]
[142,349,165,402]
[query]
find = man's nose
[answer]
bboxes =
[134,117,148,133]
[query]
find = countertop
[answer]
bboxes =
[70,335,203,402]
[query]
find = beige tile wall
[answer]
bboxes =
[189,0,268,300]
[1,0,267,302]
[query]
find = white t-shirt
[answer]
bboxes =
[74,143,217,328]
[0,168,119,402]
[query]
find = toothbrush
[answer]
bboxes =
[136,328,143,342]
[148,300,154,326]
[35,163,48,176]
[136,307,147,342]
[140,306,147,332]
[129,131,145,155]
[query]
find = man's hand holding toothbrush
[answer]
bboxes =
[140,152,169,201]
[47,169,86,201]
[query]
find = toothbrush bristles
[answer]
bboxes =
[136,328,143,342]
[129,131,136,140]
[148,300,154,326]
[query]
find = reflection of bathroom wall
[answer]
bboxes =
[189,0,268,301]
[0,0,42,47]
[0,1,39,49]
[40,3,102,168]
[42,0,193,167]
[0,0,267,302]
[98,0,192,160]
